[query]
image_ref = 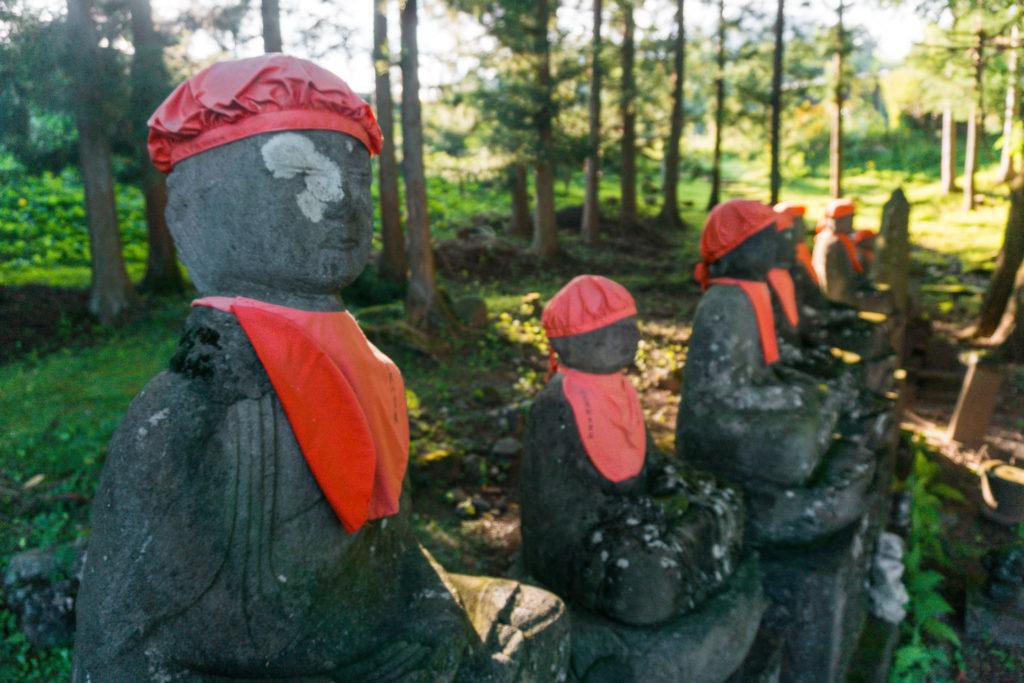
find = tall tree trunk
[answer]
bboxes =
[706,0,725,210]
[619,0,637,227]
[941,106,957,194]
[829,0,844,199]
[531,0,558,258]
[511,163,533,239]
[658,0,685,228]
[67,0,135,324]
[999,24,1019,183]
[964,31,985,212]
[400,0,440,328]
[768,0,784,205]
[581,0,603,243]
[997,265,1024,362]
[974,173,1024,338]
[261,0,283,52]
[129,0,182,295]
[374,0,407,284]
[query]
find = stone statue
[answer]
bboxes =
[812,199,890,313]
[72,55,569,682]
[521,275,764,682]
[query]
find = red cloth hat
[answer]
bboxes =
[694,199,790,288]
[853,229,876,245]
[773,202,806,217]
[824,198,855,219]
[542,275,637,339]
[148,54,383,173]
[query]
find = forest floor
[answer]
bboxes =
[2,164,1024,680]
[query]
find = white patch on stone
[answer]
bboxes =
[590,530,603,544]
[147,408,170,427]
[260,132,345,223]
[616,558,630,569]
[278,574,288,583]
[600,550,609,562]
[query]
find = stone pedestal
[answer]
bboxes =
[568,556,767,683]
[948,356,1005,448]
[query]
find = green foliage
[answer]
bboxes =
[0,167,148,279]
[890,437,963,683]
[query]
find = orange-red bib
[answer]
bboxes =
[560,368,645,483]
[193,296,409,533]
[767,268,800,329]
[794,242,819,285]
[817,230,864,274]
[708,278,780,365]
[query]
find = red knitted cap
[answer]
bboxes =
[825,198,855,219]
[853,229,876,245]
[699,200,790,264]
[542,275,637,339]
[148,54,383,173]
[773,202,807,217]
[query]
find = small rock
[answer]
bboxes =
[454,295,489,328]
[492,437,523,459]
[3,539,86,649]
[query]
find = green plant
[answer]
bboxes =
[890,437,965,682]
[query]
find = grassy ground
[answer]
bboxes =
[0,160,1018,679]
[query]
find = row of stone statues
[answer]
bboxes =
[71,54,900,682]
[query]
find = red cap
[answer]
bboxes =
[825,198,855,219]
[853,229,876,245]
[773,202,806,217]
[695,200,790,288]
[148,54,383,173]
[542,275,637,339]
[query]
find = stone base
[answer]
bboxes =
[727,627,783,683]
[569,556,766,683]
[965,588,1024,648]
[758,520,874,683]
[846,615,900,683]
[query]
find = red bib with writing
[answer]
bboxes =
[193,296,409,533]
[560,368,646,483]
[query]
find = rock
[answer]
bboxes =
[965,589,1024,648]
[3,539,85,649]
[454,295,490,328]
[867,532,908,624]
[491,437,523,459]
[568,555,767,683]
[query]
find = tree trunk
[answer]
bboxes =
[619,0,637,227]
[261,0,283,52]
[658,0,685,228]
[769,0,784,205]
[941,106,957,194]
[964,32,985,212]
[974,173,1024,338]
[511,163,533,239]
[581,0,602,243]
[67,0,135,324]
[531,0,558,258]
[706,0,724,210]
[829,0,844,199]
[999,24,1019,183]
[400,0,441,328]
[997,264,1024,362]
[374,0,407,284]
[129,0,182,295]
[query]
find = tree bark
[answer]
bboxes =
[619,0,637,227]
[658,0,685,228]
[400,0,440,328]
[768,0,784,205]
[829,0,844,199]
[941,106,957,195]
[963,31,985,212]
[997,264,1024,362]
[261,0,283,53]
[129,0,182,294]
[67,0,135,324]
[511,163,533,239]
[706,0,725,210]
[374,0,407,284]
[999,24,1019,183]
[531,0,558,258]
[581,0,602,243]
[974,173,1024,338]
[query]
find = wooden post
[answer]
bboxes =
[947,354,1005,448]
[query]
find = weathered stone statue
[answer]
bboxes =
[812,199,890,313]
[521,275,764,682]
[72,55,568,682]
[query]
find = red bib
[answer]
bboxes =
[193,296,409,533]
[560,368,645,483]
[708,278,780,365]
[817,230,864,274]
[794,242,819,285]
[767,268,800,329]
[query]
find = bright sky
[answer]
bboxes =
[148,0,928,95]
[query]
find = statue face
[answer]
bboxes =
[773,228,795,267]
[709,225,777,280]
[832,214,854,234]
[166,130,373,298]
[550,317,641,374]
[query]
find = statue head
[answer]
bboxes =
[773,202,807,267]
[696,199,787,286]
[824,198,855,235]
[543,275,640,374]
[148,54,383,302]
